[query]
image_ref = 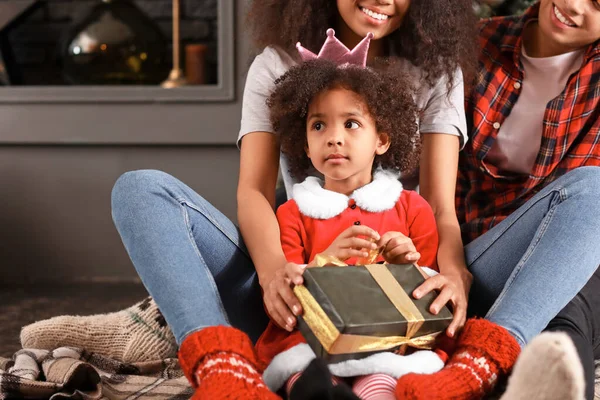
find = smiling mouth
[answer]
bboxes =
[359,6,390,21]
[553,4,577,27]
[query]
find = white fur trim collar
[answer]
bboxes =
[292,169,403,219]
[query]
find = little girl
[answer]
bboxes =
[255,30,447,400]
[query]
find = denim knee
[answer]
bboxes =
[111,170,173,223]
[560,166,600,201]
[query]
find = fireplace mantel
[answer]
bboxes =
[0,0,243,146]
[0,1,234,104]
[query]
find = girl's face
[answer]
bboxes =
[305,87,390,194]
[336,0,410,40]
[537,0,600,55]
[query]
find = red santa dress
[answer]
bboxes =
[256,169,445,392]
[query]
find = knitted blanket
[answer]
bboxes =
[0,347,192,399]
[596,360,600,400]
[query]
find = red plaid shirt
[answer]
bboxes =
[457,3,600,244]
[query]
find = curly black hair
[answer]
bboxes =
[268,59,420,180]
[246,0,478,87]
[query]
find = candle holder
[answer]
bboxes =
[59,0,168,85]
[161,0,186,88]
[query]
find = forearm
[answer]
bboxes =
[434,211,468,275]
[419,133,468,274]
[238,188,287,287]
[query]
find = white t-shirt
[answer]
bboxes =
[238,47,468,197]
[486,45,584,174]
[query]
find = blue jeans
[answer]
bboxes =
[111,170,269,345]
[466,166,600,347]
[112,167,600,350]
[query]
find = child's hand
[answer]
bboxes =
[315,225,380,264]
[378,232,421,264]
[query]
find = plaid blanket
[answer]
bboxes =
[0,347,193,399]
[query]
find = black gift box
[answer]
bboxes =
[296,263,453,363]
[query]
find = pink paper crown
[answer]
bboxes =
[296,28,373,67]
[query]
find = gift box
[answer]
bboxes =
[294,263,453,363]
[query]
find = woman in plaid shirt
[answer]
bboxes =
[396,1,600,399]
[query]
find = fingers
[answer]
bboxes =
[282,263,305,315]
[330,236,379,261]
[411,273,468,338]
[278,279,303,316]
[383,248,420,264]
[264,264,305,332]
[343,225,380,240]
[406,252,421,262]
[382,235,415,254]
[285,263,306,286]
[447,302,467,338]
[382,235,419,263]
[378,231,402,245]
[345,237,378,251]
[321,226,381,262]
[429,286,453,315]
[386,235,416,251]
[413,275,443,299]
[267,292,296,331]
[338,248,373,260]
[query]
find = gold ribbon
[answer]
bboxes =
[312,253,348,267]
[298,253,439,355]
[363,264,424,338]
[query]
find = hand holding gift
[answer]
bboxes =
[378,231,421,265]
[309,225,381,267]
[261,261,306,332]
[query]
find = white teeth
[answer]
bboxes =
[360,7,389,21]
[554,5,576,27]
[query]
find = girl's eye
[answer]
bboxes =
[313,122,324,131]
[345,120,360,129]
[594,0,600,10]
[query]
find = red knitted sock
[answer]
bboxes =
[178,326,281,400]
[396,319,521,400]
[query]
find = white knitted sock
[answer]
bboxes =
[500,332,585,400]
[20,297,177,362]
